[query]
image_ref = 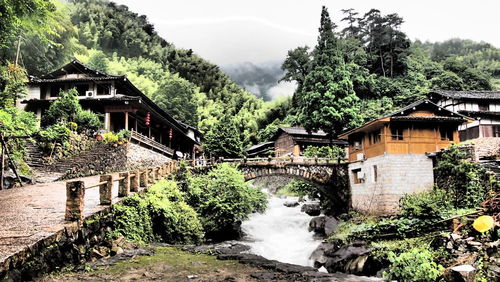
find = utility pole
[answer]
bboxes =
[15,35,21,66]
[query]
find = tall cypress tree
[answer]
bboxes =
[297,6,361,138]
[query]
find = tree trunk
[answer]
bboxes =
[379,50,386,77]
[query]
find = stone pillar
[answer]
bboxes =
[99,174,113,205]
[148,168,155,184]
[140,169,148,187]
[65,181,85,221]
[130,170,140,192]
[118,172,129,197]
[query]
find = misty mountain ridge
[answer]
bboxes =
[221,61,296,101]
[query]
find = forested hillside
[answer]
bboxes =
[1,1,499,156]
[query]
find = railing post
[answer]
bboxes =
[118,172,130,197]
[131,170,140,192]
[140,169,148,188]
[148,168,154,185]
[99,174,113,205]
[155,166,161,180]
[65,180,85,221]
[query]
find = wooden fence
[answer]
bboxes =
[65,161,178,221]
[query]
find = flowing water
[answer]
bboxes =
[240,194,322,266]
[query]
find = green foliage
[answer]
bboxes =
[152,74,199,126]
[0,63,28,108]
[204,115,244,158]
[101,131,129,145]
[303,145,345,159]
[112,180,204,244]
[297,6,361,137]
[0,106,39,169]
[38,123,72,147]
[186,163,267,239]
[276,179,317,201]
[74,110,102,133]
[435,145,498,208]
[43,88,101,133]
[384,248,444,282]
[399,189,453,221]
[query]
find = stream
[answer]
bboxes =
[240,193,322,266]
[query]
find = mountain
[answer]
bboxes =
[222,61,296,101]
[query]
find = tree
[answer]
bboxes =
[0,62,27,108]
[152,74,199,126]
[297,6,361,138]
[204,115,243,158]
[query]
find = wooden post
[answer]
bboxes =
[131,170,140,192]
[0,146,4,190]
[118,172,129,197]
[99,174,113,205]
[65,181,85,221]
[140,169,148,187]
[124,112,129,131]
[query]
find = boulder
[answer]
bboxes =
[448,265,476,282]
[324,217,339,236]
[283,201,299,207]
[309,242,335,268]
[301,203,321,216]
[324,242,371,275]
[309,216,326,234]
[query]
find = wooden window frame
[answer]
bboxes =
[391,127,404,141]
[352,168,364,184]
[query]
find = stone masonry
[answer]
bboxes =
[348,154,434,215]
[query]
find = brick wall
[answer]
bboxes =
[348,154,434,215]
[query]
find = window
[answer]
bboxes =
[370,129,381,144]
[75,84,90,96]
[352,168,364,184]
[494,125,500,137]
[352,139,362,151]
[50,84,64,97]
[479,102,489,111]
[97,83,111,95]
[440,127,454,141]
[391,127,404,140]
[373,165,378,182]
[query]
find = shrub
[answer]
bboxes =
[276,179,318,200]
[435,145,498,208]
[186,163,267,239]
[303,145,345,159]
[384,248,444,282]
[400,189,453,221]
[38,123,72,147]
[116,129,131,141]
[102,131,119,144]
[112,180,203,244]
[75,110,101,133]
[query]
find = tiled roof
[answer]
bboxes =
[279,126,328,137]
[429,90,500,100]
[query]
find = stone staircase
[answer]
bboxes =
[479,160,500,179]
[45,142,110,174]
[24,141,46,168]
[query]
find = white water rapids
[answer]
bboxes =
[240,194,322,266]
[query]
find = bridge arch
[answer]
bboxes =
[237,161,351,215]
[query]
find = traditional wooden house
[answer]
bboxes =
[428,90,500,140]
[338,99,472,215]
[245,141,275,158]
[20,59,201,158]
[273,127,346,157]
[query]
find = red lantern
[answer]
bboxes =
[145,112,150,126]
[169,128,173,139]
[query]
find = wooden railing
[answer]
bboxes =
[130,130,174,157]
[64,161,178,221]
[190,156,346,167]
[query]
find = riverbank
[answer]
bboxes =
[39,243,384,282]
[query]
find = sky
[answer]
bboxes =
[113,0,500,66]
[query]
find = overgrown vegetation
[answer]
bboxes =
[112,164,267,243]
[303,145,345,159]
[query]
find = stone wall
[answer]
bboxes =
[59,143,127,180]
[251,175,294,193]
[126,143,171,171]
[348,154,434,215]
[0,209,114,280]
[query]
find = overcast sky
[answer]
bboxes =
[113,0,500,66]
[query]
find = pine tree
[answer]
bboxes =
[297,6,361,138]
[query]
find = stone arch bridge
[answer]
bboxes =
[223,157,351,214]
